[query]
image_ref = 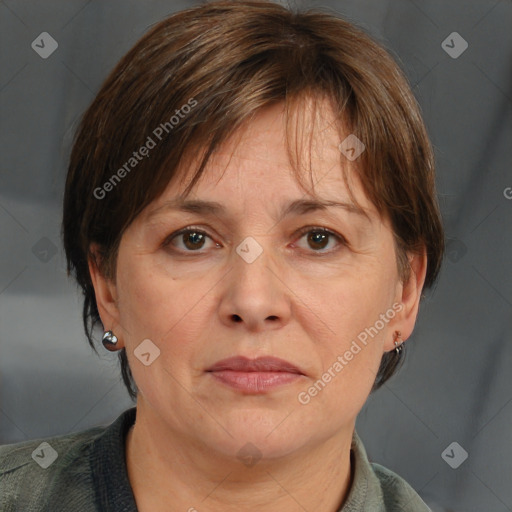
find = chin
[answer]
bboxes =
[204,409,310,460]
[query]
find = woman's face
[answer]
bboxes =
[91,99,425,459]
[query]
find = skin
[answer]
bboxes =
[89,98,427,512]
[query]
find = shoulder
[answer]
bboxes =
[0,425,105,471]
[347,430,432,512]
[370,462,432,511]
[0,424,106,512]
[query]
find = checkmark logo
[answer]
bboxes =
[339,134,365,161]
[31,32,58,59]
[134,339,161,366]
[31,442,58,469]
[446,238,467,263]
[441,441,468,469]
[441,32,468,59]
[236,237,263,263]
[31,237,57,263]
[140,352,151,363]
[237,442,262,468]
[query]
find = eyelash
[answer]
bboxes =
[162,225,347,256]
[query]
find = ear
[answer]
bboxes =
[384,246,428,351]
[88,243,124,348]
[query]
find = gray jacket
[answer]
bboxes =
[0,407,431,511]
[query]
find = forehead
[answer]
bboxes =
[173,100,373,210]
[136,97,386,235]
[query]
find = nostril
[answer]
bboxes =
[232,314,242,322]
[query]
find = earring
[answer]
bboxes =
[102,330,119,352]
[394,330,404,355]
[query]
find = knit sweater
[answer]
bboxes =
[0,407,431,511]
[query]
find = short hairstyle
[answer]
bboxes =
[63,0,445,401]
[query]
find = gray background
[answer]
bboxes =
[1,0,511,510]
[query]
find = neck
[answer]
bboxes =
[125,401,354,512]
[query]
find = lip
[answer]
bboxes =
[206,356,305,394]
[207,356,304,374]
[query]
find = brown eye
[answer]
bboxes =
[164,228,217,252]
[294,227,346,253]
[307,231,329,250]
[182,231,206,250]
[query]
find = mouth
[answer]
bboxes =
[206,356,305,394]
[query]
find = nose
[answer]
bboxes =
[217,238,292,333]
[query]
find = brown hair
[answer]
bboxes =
[63,0,445,401]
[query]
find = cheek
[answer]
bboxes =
[114,251,187,352]
[116,263,167,334]
[307,267,394,405]
[318,264,393,337]
[300,296,387,417]
[115,260,202,402]
[115,253,216,364]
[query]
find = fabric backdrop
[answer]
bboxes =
[1,1,511,510]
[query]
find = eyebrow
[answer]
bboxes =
[146,198,372,223]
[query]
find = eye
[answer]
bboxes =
[293,226,346,253]
[162,225,346,255]
[163,227,218,252]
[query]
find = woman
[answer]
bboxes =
[0,1,444,510]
